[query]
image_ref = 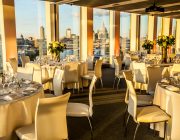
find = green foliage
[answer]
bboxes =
[142,39,154,50]
[48,41,66,59]
[157,35,175,48]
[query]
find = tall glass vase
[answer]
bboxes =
[162,47,167,63]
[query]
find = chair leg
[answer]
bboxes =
[113,77,117,89]
[133,123,140,140]
[164,121,167,140]
[100,78,103,88]
[124,114,130,137]
[77,82,80,94]
[117,78,121,91]
[123,104,128,126]
[81,78,84,92]
[87,116,93,139]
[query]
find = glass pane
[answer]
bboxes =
[15,0,47,65]
[59,4,80,60]
[120,12,130,53]
[157,17,162,37]
[93,8,110,63]
[172,19,176,36]
[140,15,148,50]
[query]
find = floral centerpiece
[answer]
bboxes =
[157,35,175,63]
[142,39,154,54]
[48,41,66,61]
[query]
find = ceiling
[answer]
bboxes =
[42,0,180,19]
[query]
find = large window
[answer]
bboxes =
[15,0,47,65]
[140,15,148,50]
[59,4,80,60]
[156,17,162,53]
[172,19,177,36]
[93,8,110,63]
[120,12,131,53]
[157,17,162,37]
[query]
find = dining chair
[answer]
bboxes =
[123,70,153,125]
[62,62,79,93]
[147,66,163,95]
[21,55,30,67]
[113,56,125,90]
[9,58,18,73]
[53,68,64,96]
[131,62,147,93]
[16,92,71,140]
[25,63,52,85]
[17,67,34,81]
[124,80,170,140]
[81,59,103,90]
[67,75,97,135]
[170,64,180,76]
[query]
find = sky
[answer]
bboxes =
[14,1,148,39]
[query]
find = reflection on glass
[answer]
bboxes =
[15,0,47,65]
[172,19,176,36]
[156,17,162,53]
[59,4,80,60]
[140,15,148,50]
[120,12,130,53]
[93,8,110,63]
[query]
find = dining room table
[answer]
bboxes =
[0,80,44,140]
[153,77,180,140]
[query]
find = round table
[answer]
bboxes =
[153,83,180,140]
[0,81,44,140]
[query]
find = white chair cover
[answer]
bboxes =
[53,68,64,96]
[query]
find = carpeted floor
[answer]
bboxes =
[46,68,163,140]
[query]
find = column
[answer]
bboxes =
[176,19,180,52]
[0,0,17,65]
[130,13,137,51]
[148,15,154,41]
[162,17,170,35]
[109,10,115,66]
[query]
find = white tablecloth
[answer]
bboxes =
[153,83,180,140]
[0,84,44,140]
[41,61,88,90]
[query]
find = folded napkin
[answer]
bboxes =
[166,85,179,92]
[25,87,36,91]
[23,80,32,84]
[161,79,170,84]
[3,95,13,101]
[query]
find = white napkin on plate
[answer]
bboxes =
[25,87,36,91]
[3,95,13,101]
[166,85,179,92]
[161,79,170,84]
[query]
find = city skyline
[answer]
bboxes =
[15,2,148,39]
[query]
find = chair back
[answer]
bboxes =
[88,75,97,116]
[53,68,64,96]
[9,58,18,73]
[86,56,94,70]
[147,66,163,94]
[35,93,71,140]
[21,55,30,67]
[123,70,133,104]
[114,57,122,76]
[170,64,180,76]
[162,67,170,79]
[94,59,103,78]
[6,62,14,75]
[126,80,137,121]
[25,63,42,83]
[132,62,147,83]
[64,62,79,83]
[17,67,34,81]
